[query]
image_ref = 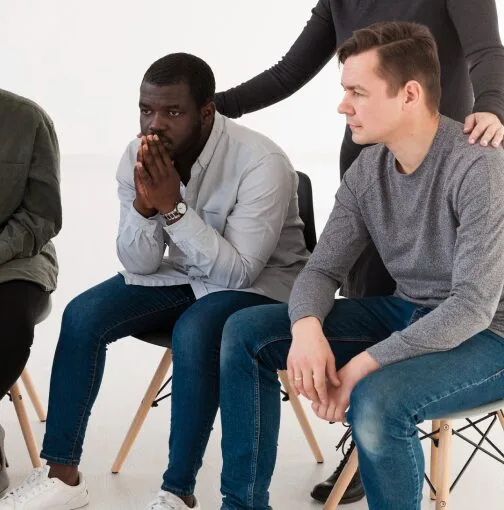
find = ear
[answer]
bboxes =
[201,101,216,126]
[402,80,422,111]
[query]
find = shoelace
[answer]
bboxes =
[1,467,49,501]
[17,479,55,502]
[333,424,355,478]
[147,492,180,510]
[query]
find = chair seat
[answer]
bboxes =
[133,331,172,348]
[439,399,504,421]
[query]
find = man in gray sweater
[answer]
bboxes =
[217,22,504,510]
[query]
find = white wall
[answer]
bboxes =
[1,1,503,186]
[0,1,342,163]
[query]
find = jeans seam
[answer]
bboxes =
[412,367,504,419]
[247,357,261,509]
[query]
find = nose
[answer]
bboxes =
[337,93,354,116]
[148,112,165,132]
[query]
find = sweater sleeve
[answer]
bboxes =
[214,0,336,118]
[448,0,504,122]
[288,166,371,326]
[368,152,504,366]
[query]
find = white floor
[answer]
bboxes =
[1,155,503,509]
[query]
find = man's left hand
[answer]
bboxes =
[136,135,182,213]
[464,112,504,147]
[311,351,380,423]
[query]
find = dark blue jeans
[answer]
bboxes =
[219,296,504,510]
[41,274,277,497]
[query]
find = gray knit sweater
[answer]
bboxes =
[289,116,504,366]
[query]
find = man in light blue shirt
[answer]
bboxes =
[0,53,309,510]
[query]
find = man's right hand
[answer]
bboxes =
[287,316,340,405]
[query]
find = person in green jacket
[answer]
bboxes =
[0,89,61,495]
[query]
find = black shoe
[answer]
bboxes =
[311,434,365,504]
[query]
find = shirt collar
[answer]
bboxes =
[194,111,225,171]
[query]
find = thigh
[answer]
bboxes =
[172,290,279,359]
[225,297,414,371]
[62,274,196,342]
[0,280,49,327]
[350,329,504,425]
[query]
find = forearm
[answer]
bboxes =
[215,0,335,118]
[165,208,261,289]
[117,205,165,275]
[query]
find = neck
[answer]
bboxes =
[386,112,441,174]
[174,121,214,185]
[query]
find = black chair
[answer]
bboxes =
[111,171,324,473]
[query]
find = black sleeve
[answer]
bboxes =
[215,0,336,118]
[448,0,504,122]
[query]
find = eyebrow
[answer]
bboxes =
[341,84,368,92]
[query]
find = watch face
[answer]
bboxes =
[176,202,187,214]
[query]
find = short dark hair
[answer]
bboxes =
[337,22,441,113]
[143,52,216,108]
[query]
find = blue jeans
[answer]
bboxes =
[41,274,277,498]
[219,296,504,510]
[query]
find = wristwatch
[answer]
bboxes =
[162,200,188,222]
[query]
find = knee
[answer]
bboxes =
[171,309,214,365]
[347,374,394,456]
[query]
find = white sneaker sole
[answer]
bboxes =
[47,488,90,510]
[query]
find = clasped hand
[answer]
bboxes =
[133,134,182,217]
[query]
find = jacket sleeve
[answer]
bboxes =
[0,113,61,265]
[215,0,336,118]
[448,0,504,122]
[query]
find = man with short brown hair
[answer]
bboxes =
[218,22,504,509]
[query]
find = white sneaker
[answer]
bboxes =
[0,466,89,509]
[144,490,201,510]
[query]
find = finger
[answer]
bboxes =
[153,134,174,169]
[463,114,476,133]
[301,367,320,403]
[141,140,157,181]
[479,124,500,147]
[287,361,301,396]
[137,162,152,186]
[312,368,327,404]
[490,126,504,148]
[326,357,340,387]
[468,121,491,144]
[137,143,143,164]
[313,401,328,420]
[147,135,165,173]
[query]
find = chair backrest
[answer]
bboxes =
[296,171,317,253]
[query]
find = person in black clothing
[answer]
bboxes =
[214,0,504,503]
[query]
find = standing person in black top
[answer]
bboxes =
[215,0,504,504]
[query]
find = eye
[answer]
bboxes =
[140,108,152,115]
[168,111,182,117]
[352,90,363,97]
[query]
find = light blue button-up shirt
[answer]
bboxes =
[116,113,310,303]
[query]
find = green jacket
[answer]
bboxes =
[0,89,61,291]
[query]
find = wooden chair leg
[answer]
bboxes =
[111,349,173,474]
[430,419,441,500]
[10,382,42,468]
[323,447,359,510]
[436,420,452,510]
[497,409,504,431]
[20,370,47,422]
[278,370,324,463]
